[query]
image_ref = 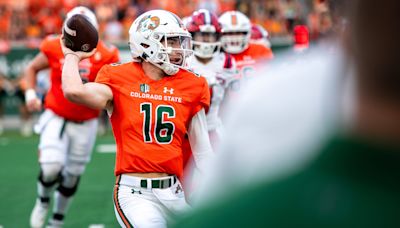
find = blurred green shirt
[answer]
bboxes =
[172,134,400,228]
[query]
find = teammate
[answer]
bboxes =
[61,9,213,227]
[219,11,273,81]
[25,6,119,227]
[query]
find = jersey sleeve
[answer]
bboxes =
[40,35,58,58]
[95,64,112,86]
[187,108,214,172]
[193,77,210,115]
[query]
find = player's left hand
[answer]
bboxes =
[60,35,97,61]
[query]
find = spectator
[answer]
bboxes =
[0,3,11,40]
[103,17,124,43]
[120,5,138,40]
[37,8,63,36]
[197,0,220,14]
[264,8,288,37]
[281,0,302,32]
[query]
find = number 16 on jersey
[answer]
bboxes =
[140,103,176,144]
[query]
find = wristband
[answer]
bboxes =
[25,89,38,103]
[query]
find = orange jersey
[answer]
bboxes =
[95,62,210,179]
[232,43,273,78]
[40,34,119,121]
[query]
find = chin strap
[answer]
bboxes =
[162,64,179,75]
[146,58,179,75]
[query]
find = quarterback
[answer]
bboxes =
[61,10,213,228]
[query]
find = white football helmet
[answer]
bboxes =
[219,11,251,54]
[66,6,98,30]
[129,10,193,75]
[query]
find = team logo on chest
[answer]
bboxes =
[131,84,182,103]
[140,83,150,93]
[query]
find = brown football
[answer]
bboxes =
[62,14,98,52]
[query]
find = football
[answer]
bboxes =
[62,14,99,52]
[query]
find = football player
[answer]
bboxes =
[25,6,120,228]
[186,9,237,150]
[182,9,237,199]
[219,11,274,81]
[60,9,214,227]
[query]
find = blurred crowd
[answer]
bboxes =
[0,0,332,50]
[0,0,333,136]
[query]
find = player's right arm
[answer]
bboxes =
[59,34,113,110]
[61,52,113,111]
[24,52,49,112]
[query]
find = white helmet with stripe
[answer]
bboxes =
[219,11,251,54]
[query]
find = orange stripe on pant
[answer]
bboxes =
[114,176,133,228]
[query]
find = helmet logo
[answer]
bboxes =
[137,15,161,33]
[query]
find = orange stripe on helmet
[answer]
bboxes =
[231,13,238,26]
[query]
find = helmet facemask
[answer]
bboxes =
[192,31,221,58]
[146,33,193,75]
[220,31,250,54]
[218,11,252,54]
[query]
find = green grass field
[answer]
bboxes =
[0,131,120,227]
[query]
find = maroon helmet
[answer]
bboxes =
[250,24,271,48]
[186,9,221,58]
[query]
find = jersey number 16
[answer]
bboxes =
[140,103,176,144]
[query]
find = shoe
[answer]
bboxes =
[30,199,49,228]
[46,218,64,228]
